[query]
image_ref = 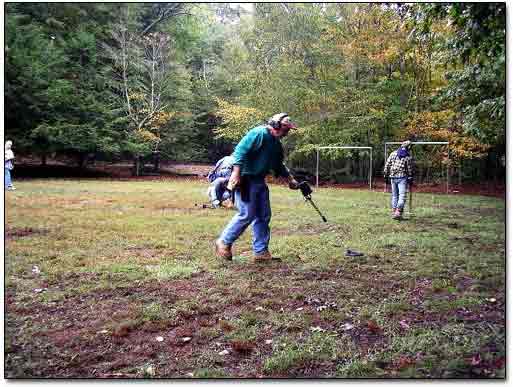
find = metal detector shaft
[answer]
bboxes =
[306,198,327,222]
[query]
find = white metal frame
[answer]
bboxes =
[384,141,450,194]
[316,146,373,190]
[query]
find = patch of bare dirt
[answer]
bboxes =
[5,227,48,239]
[4,239,505,378]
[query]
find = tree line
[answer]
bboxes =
[5,3,505,180]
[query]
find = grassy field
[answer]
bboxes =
[4,178,505,378]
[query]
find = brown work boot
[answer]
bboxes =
[252,250,281,263]
[392,208,402,220]
[215,239,232,261]
[391,208,396,217]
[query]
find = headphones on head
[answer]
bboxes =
[268,113,289,129]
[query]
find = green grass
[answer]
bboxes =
[4,178,505,378]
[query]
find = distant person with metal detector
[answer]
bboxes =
[383,140,415,220]
[5,140,16,191]
[214,113,299,263]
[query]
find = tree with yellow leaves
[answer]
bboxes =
[213,98,264,142]
[405,109,490,158]
[402,109,491,183]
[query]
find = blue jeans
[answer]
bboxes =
[390,177,408,210]
[5,167,12,188]
[219,177,271,254]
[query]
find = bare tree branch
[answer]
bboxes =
[280,3,291,14]
[140,3,192,36]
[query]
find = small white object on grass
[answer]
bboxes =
[145,365,155,376]
[342,323,354,331]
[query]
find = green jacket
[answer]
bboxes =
[232,126,289,178]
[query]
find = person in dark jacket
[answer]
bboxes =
[383,140,415,219]
[215,113,299,263]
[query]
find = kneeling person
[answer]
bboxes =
[207,176,233,208]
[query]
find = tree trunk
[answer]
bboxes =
[133,156,142,177]
[399,54,408,105]
[152,151,160,173]
[78,153,86,169]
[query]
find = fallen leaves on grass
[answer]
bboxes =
[366,320,382,334]
[231,340,256,354]
[112,320,142,338]
[394,355,416,370]
[219,320,234,332]
[470,353,481,366]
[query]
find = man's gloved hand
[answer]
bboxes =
[407,176,414,186]
[298,181,313,197]
[288,179,300,190]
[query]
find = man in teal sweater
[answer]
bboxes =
[215,113,299,263]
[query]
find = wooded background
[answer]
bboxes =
[4,3,505,182]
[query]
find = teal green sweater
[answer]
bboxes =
[232,126,289,178]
